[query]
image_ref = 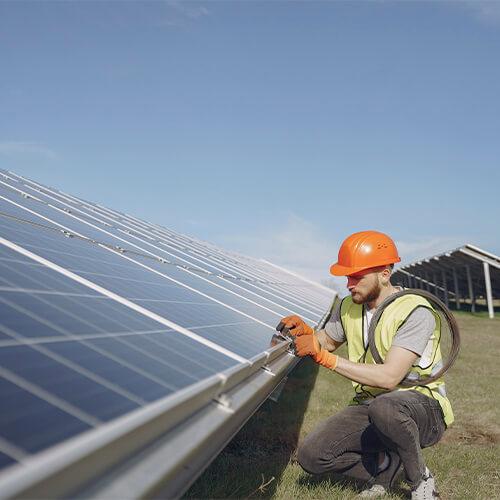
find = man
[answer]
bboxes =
[276,231,453,499]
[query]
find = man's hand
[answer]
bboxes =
[294,334,339,371]
[294,332,321,356]
[276,315,314,337]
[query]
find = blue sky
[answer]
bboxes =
[1,1,499,292]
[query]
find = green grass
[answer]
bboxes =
[184,312,500,499]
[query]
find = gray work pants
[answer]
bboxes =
[297,390,446,489]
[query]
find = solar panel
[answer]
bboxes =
[0,168,336,498]
[0,242,240,457]
[0,174,327,321]
[1,172,332,310]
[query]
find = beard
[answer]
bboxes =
[351,280,382,305]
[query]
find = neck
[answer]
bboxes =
[367,284,398,309]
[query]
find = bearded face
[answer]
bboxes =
[347,269,383,305]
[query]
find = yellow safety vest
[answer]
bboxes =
[340,294,454,427]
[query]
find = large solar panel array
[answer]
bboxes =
[0,168,335,497]
[392,245,499,318]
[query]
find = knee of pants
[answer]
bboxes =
[368,396,405,436]
[297,436,326,475]
[297,439,319,474]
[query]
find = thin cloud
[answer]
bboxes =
[0,141,60,161]
[463,0,500,25]
[217,213,341,288]
[166,0,210,19]
[374,0,500,26]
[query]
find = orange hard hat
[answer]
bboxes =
[330,231,401,276]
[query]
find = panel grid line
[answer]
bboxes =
[0,367,102,427]
[0,322,147,405]
[0,437,28,462]
[0,294,180,392]
[0,284,204,386]
[0,321,258,348]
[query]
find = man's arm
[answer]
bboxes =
[315,328,344,352]
[294,331,419,388]
[284,307,430,390]
[334,345,419,391]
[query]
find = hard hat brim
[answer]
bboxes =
[330,257,401,277]
[329,263,368,276]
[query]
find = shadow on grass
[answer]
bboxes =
[183,357,320,499]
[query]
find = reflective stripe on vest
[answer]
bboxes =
[340,294,454,427]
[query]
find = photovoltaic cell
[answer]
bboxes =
[0,346,139,421]
[46,340,173,402]
[0,376,92,454]
[0,452,16,470]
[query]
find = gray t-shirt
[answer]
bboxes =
[325,300,436,359]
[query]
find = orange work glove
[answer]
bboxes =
[276,315,314,337]
[294,334,339,371]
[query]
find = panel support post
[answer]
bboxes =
[453,268,461,310]
[442,269,449,309]
[433,272,438,296]
[466,265,475,313]
[483,262,494,319]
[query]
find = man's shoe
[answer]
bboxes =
[411,468,440,499]
[358,484,387,498]
[374,450,402,490]
[358,451,402,498]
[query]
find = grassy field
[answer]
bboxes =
[184,311,500,499]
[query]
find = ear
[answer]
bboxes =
[379,266,392,284]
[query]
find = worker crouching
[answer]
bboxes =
[276,231,452,499]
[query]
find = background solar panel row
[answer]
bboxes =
[0,171,329,316]
[0,168,335,482]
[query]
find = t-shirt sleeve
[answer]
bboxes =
[392,307,436,356]
[324,303,346,343]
